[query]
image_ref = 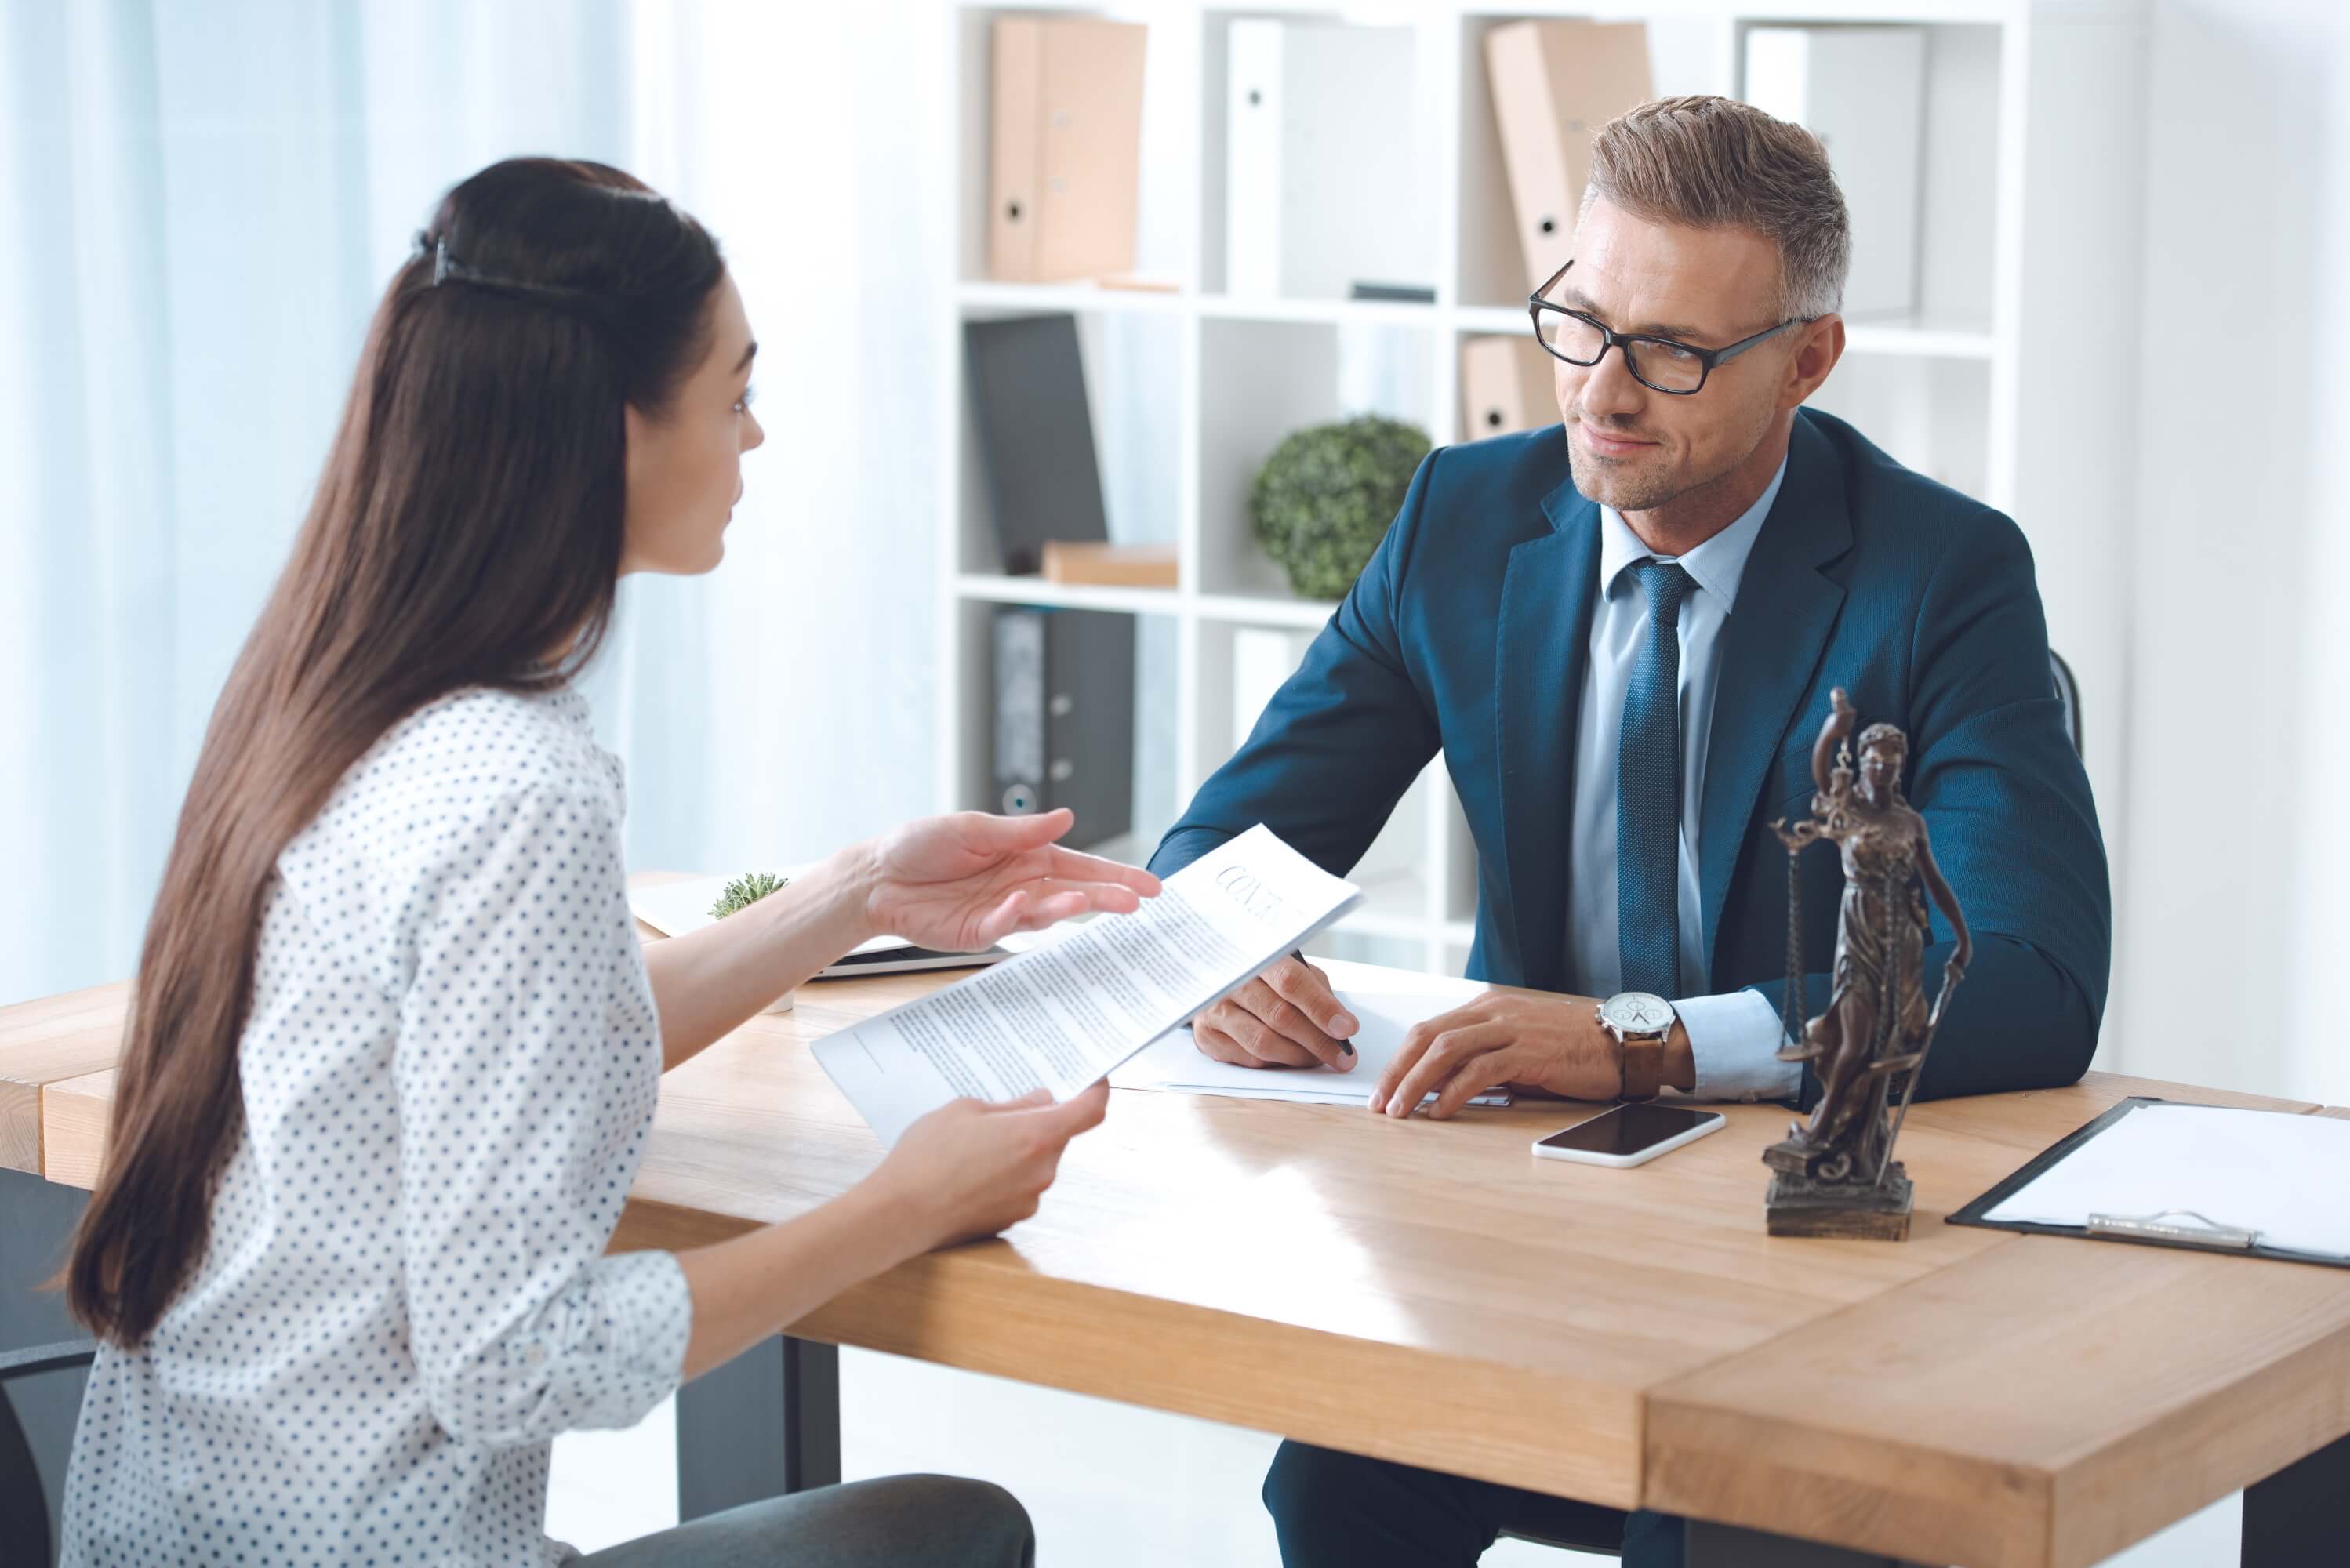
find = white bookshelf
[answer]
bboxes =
[935,0,2145,977]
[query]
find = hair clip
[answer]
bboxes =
[413,229,459,286]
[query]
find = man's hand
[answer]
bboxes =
[1370,990,1684,1120]
[1190,955,1360,1073]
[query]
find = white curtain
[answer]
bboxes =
[0,0,943,1007]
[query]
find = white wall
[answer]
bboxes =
[2108,0,2350,1105]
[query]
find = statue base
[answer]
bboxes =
[1764,1160,1914,1242]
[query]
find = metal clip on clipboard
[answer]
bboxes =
[2086,1209,2261,1253]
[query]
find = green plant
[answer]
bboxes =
[710,871,788,920]
[1249,413,1432,601]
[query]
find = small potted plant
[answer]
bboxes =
[711,871,794,1014]
[1250,413,1433,601]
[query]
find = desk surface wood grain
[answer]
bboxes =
[4,876,2343,1564]
[0,980,132,1176]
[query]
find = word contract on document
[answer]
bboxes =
[814,825,1360,1144]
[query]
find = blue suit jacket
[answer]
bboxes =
[1150,411,2111,1107]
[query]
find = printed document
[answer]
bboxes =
[1113,967,1510,1109]
[814,826,1360,1144]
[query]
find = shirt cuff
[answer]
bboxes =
[608,1248,694,1385]
[545,1248,694,1433]
[1670,989,1800,1103]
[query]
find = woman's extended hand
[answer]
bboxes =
[865,1083,1113,1249]
[850,808,1160,952]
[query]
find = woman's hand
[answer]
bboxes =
[846,808,1160,952]
[863,1083,1112,1250]
[674,1083,1112,1378]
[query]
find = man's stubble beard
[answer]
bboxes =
[1566,397,1778,517]
[1567,444,1691,514]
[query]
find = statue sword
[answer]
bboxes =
[1872,953,1964,1190]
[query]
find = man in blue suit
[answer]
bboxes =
[1148,96,2110,1567]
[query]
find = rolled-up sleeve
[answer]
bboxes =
[393,783,691,1448]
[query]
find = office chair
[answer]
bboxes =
[2,1337,96,1566]
[2049,649,2083,756]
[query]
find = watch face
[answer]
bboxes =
[1601,992,1674,1033]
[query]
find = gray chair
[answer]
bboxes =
[2,1338,96,1566]
[2050,648,2083,755]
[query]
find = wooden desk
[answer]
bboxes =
[5,943,2346,1567]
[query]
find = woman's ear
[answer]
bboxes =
[616,402,650,576]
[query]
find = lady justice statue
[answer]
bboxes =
[1762,688,1972,1240]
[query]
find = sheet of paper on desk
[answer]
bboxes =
[1111,987,1512,1109]
[1984,1103,2350,1259]
[812,826,1360,1145]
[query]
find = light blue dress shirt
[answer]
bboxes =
[1565,456,1800,1102]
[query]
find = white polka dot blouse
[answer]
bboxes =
[61,683,692,1567]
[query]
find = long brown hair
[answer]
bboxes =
[67,157,725,1345]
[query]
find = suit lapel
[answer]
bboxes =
[1697,416,1852,980]
[1495,474,1600,993]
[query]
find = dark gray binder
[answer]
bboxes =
[964,314,1110,575]
[992,606,1134,850]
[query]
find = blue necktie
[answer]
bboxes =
[1618,560,1694,998]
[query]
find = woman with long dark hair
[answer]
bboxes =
[56,157,1154,1566]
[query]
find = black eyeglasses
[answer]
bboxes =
[1526,261,1810,396]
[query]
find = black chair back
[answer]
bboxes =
[2050,649,2083,755]
[1,1339,97,1567]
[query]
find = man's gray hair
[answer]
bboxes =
[1578,95,1851,320]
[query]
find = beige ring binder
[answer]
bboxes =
[1483,20,1654,292]
[989,16,1148,285]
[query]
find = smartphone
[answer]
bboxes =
[1531,1102,1726,1168]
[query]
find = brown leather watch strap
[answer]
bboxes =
[1619,1034,1665,1101]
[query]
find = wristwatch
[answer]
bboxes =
[1595,992,1676,1101]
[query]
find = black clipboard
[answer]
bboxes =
[1947,1095,2350,1269]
